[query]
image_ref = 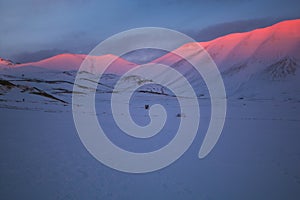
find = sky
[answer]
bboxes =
[1,0,300,63]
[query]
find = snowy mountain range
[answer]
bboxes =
[0,19,299,109]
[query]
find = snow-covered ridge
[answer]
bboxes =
[15,53,137,74]
[3,19,299,72]
[155,19,300,73]
[0,19,300,110]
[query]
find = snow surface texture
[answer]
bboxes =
[0,20,300,199]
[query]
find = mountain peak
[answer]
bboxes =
[197,19,300,68]
[14,53,137,74]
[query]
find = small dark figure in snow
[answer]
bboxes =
[22,98,25,102]
[144,104,149,110]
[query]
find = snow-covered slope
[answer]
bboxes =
[16,53,137,74]
[0,19,300,109]
[152,19,300,99]
[200,19,300,68]
[1,20,300,200]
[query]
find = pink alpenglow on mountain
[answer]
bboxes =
[153,19,300,71]
[16,53,137,75]
[8,19,300,75]
[200,19,300,67]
